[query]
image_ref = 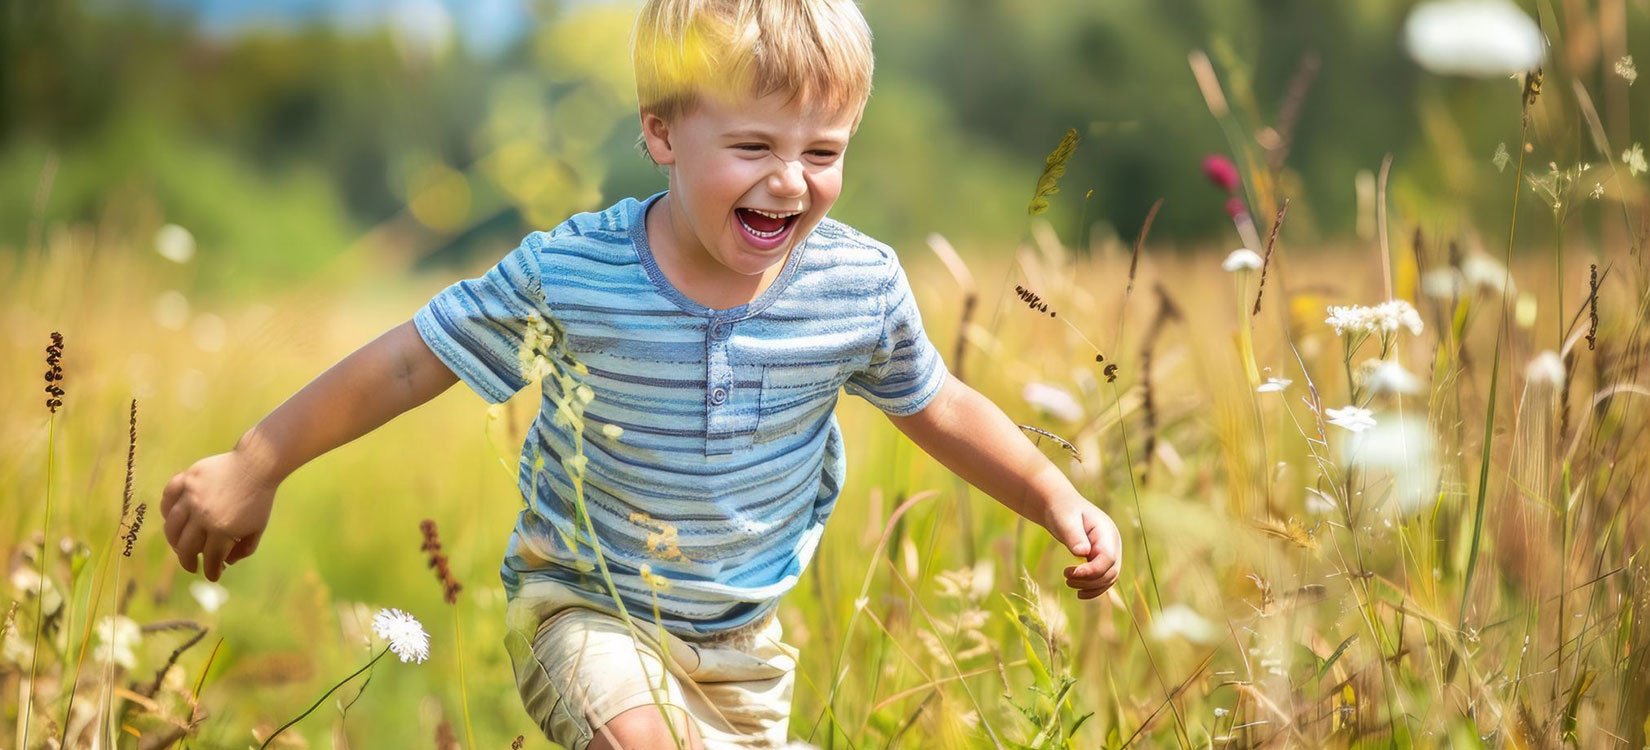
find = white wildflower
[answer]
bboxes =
[154,223,196,264]
[189,581,229,614]
[1345,415,1438,516]
[1363,359,1426,395]
[1325,405,1377,433]
[1590,182,1605,200]
[1461,253,1513,293]
[1325,305,1375,336]
[1222,248,1263,272]
[1325,300,1422,336]
[371,608,430,664]
[1420,269,1464,299]
[94,615,142,670]
[1375,300,1424,335]
[1404,0,1544,77]
[1493,142,1510,172]
[1256,377,1292,394]
[1022,382,1083,422]
[1624,144,1647,177]
[1150,603,1218,644]
[9,569,62,615]
[1618,55,1638,85]
[1526,350,1564,386]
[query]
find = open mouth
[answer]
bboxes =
[735,208,801,248]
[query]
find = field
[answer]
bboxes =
[3,168,1648,749]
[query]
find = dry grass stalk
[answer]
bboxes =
[1251,197,1289,316]
[1139,284,1183,485]
[925,233,977,382]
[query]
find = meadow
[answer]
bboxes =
[4,166,1647,749]
[5,4,1650,748]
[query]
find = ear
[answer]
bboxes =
[639,109,677,166]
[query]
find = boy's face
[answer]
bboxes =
[640,90,857,279]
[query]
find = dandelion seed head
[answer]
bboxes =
[371,608,430,664]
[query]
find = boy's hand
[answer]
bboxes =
[1043,498,1122,600]
[160,449,278,582]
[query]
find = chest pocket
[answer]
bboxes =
[754,363,843,447]
[704,363,763,456]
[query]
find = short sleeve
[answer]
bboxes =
[844,259,950,415]
[414,233,549,404]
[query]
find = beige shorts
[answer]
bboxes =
[503,578,799,750]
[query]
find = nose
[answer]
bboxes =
[766,153,807,199]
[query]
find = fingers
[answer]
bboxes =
[161,473,185,516]
[164,505,191,548]
[174,523,206,574]
[225,533,261,565]
[200,535,235,582]
[1065,557,1121,599]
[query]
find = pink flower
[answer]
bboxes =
[1225,196,1250,220]
[1202,154,1240,192]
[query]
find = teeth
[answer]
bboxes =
[737,213,788,239]
[746,208,800,219]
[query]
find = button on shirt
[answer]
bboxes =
[413,192,949,640]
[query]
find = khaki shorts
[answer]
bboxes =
[503,578,799,750]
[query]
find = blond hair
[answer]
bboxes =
[632,0,874,128]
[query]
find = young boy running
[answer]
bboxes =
[161,1,1122,747]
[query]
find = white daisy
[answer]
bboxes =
[1222,248,1263,272]
[371,608,430,664]
[1325,405,1377,433]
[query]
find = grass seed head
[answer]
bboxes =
[419,519,463,605]
[44,331,65,412]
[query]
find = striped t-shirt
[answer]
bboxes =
[414,191,949,640]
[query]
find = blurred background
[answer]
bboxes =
[7,0,1646,291]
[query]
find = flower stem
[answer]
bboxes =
[453,607,476,750]
[260,647,389,749]
[22,415,57,750]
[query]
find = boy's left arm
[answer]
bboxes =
[888,374,1122,600]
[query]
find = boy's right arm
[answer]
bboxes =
[161,320,458,582]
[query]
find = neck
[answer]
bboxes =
[648,193,790,309]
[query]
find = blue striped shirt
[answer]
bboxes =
[414,192,948,639]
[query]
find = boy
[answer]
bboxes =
[160,0,1122,747]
